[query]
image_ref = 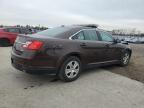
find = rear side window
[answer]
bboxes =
[83,30,98,41]
[99,31,113,42]
[72,31,85,40]
[36,27,71,37]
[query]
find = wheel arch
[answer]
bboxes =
[121,48,132,58]
[126,48,132,57]
[56,52,82,70]
[0,38,11,45]
[0,37,10,41]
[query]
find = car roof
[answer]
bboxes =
[31,24,99,39]
[54,25,98,39]
[52,25,95,39]
[65,25,98,30]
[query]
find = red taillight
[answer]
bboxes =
[22,41,43,50]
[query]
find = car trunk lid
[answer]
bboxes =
[13,34,44,55]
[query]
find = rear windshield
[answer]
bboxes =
[36,27,71,37]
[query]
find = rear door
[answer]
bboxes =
[72,29,107,64]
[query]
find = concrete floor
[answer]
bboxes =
[0,47,144,108]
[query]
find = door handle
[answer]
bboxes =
[80,43,86,47]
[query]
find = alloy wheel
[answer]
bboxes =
[123,53,130,65]
[65,61,80,78]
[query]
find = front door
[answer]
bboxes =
[72,29,107,64]
[97,30,120,61]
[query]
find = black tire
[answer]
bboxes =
[120,50,130,66]
[58,56,82,82]
[0,39,10,47]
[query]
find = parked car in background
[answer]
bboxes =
[113,35,144,44]
[11,24,132,82]
[0,27,33,46]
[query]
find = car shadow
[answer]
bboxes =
[13,72,59,89]
[13,64,119,89]
[0,45,12,47]
[15,68,101,83]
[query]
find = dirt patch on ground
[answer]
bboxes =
[104,44,144,83]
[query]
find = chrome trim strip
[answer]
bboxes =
[69,30,83,40]
[88,60,119,65]
[69,28,97,40]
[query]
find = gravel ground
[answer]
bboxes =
[104,44,144,83]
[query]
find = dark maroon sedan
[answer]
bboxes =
[11,24,132,82]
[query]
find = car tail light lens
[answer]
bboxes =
[22,40,43,50]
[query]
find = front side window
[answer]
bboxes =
[83,30,98,41]
[99,31,113,42]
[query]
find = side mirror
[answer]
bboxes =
[121,39,124,41]
[113,39,121,43]
[121,41,129,45]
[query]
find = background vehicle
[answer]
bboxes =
[0,27,33,46]
[11,24,132,82]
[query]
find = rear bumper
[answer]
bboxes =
[11,53,58,75]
